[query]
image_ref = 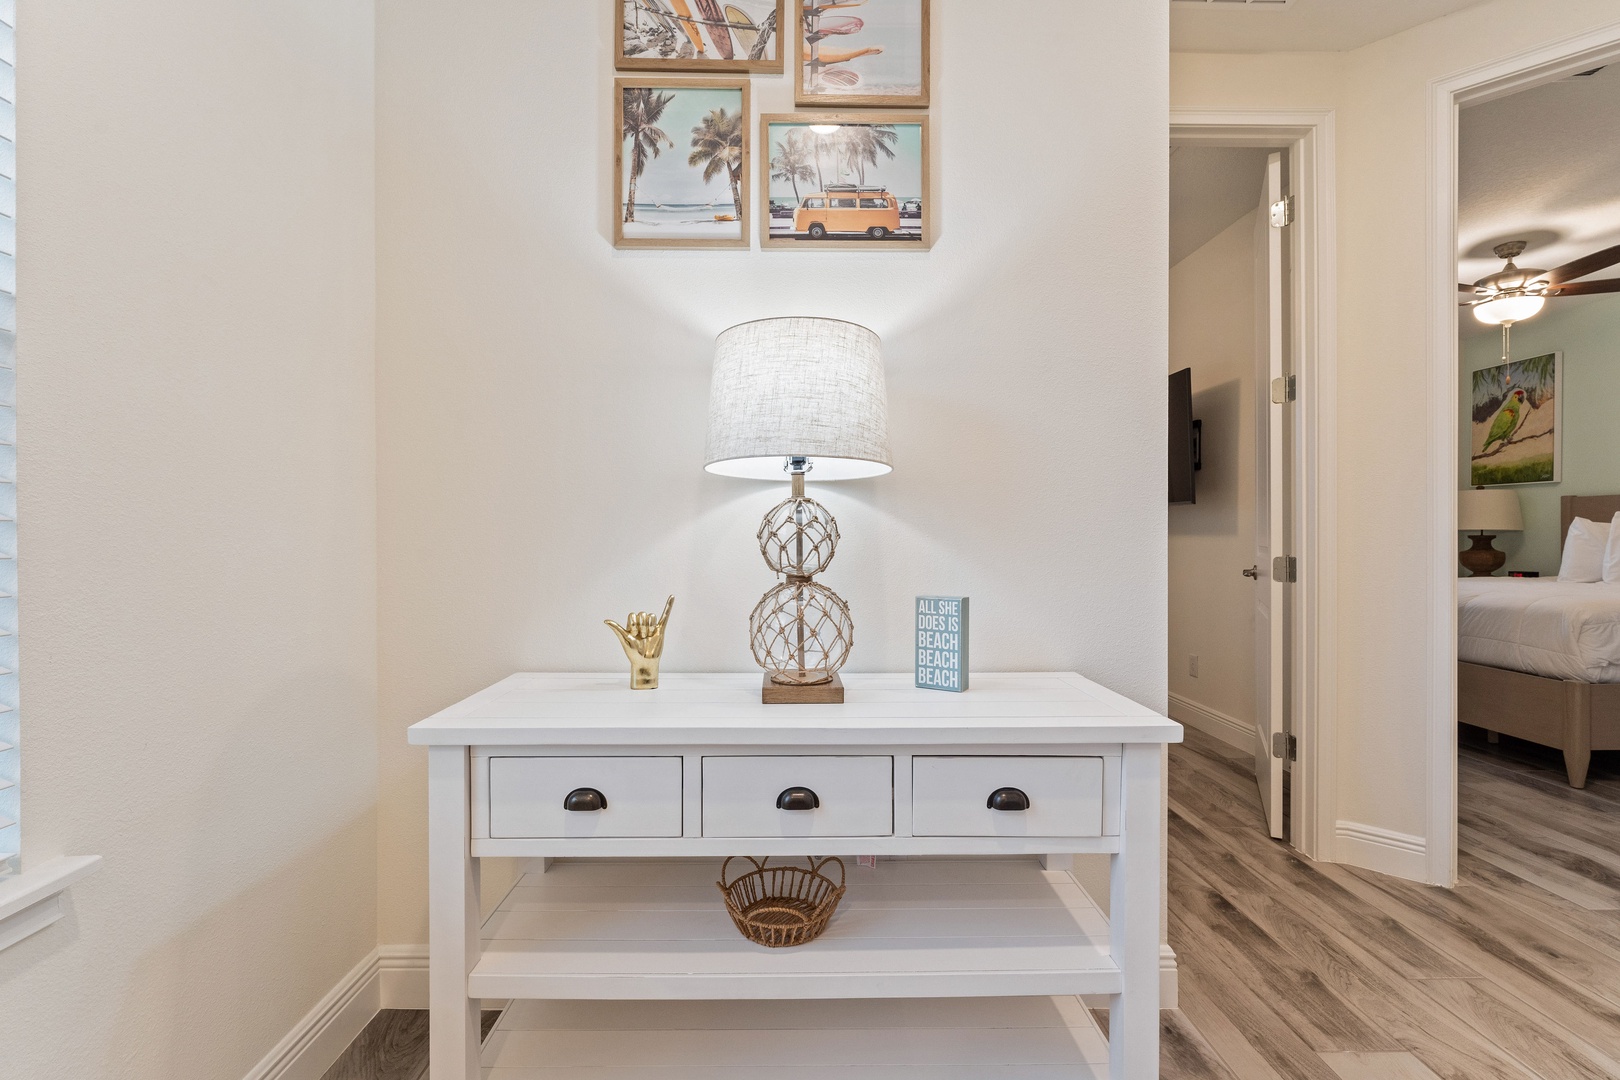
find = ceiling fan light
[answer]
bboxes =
[1473,293,1545,325]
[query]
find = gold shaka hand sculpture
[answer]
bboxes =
[604,595,675,690]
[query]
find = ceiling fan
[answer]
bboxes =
[1459,239,1620,358]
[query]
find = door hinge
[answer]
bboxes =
[1272,732,1298,761]
[1270,196,1295,228]
[1271,375,1296,403]
[1273,555,1297,583]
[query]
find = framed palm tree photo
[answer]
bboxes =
[618,0,786,73]
[760,113,929,248]
[795,0,929,108]
[615,78,751,249]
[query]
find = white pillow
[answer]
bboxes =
[1603,512,1620,583]
[1560,516,1611,582]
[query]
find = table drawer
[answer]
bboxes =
[702,756,893,837]
[912,756,1105,837]
[488,756,683,839]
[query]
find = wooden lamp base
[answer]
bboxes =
[761,672,844,704]
[1459,532,1506,577]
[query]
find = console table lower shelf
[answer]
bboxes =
[476,856,1114,1077]
[482,998,1109,1077]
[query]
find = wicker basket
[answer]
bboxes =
[717,856,847,948]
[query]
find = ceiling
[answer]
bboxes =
[1458,65,1620,335]
[1169,146,1271,266]
[1171,0,1493,53]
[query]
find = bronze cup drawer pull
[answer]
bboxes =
[563,787,608,812]
[776,787,822,811]
[986,787,1031,812]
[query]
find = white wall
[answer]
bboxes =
[1169,211,1258,728]
[2,3,378,1077]
[1460,297,1620,574]
[1173,0,1620,865]
[375,0,1170,944]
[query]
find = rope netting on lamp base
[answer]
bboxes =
[749,579,853,686]
[748,491,853,697]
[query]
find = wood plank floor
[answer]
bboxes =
[324,727,1620,1078]
[321,1010,500,1080]
[1159,725,1620,1080]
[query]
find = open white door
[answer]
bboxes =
[1253,152,1288,840]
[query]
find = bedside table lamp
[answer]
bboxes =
[704,317,891,703]
[1458,487,1523,576]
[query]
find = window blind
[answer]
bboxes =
[0,0,18,876]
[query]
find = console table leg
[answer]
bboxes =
[1109,742,1162,1079]
[428,745,482,1080]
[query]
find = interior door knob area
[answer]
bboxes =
[986,787,1031,812]
[1243,566,1261,579]
[562,788,607,812]
[775,787,821,811]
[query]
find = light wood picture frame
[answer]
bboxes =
[1468,352,1562,486]
[794,0,930,108]
[615,78,752,250]
[617,0,787,74]
[760,113,930,249]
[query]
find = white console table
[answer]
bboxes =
[409,672,1181,1079]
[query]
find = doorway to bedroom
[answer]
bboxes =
[1452,60,1620,896]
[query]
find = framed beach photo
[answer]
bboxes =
[618,0,786,73]
[760,114,929,248]
[795,0,929,108]
[1469,353,1562,486]
[615,78,751,249]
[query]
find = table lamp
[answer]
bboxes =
[1458,487,1523,576]
[704,317,891,703]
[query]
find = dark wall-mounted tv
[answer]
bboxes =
[1169,368,1197,505]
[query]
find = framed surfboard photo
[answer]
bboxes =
[618,0,787,73]
[616,79,752,249]
[795,0,930,108]
[760,113,930,249]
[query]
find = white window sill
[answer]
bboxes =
[0,855,101,952]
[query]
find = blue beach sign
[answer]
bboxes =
[916,596,969,693]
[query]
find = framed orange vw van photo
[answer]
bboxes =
[761,114,929,248]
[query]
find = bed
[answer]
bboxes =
[1458,494,1620,787]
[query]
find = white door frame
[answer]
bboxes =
[1170,109,1339,862]
[1426,21,1620,887]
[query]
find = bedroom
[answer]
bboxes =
[1454,62,1620,900]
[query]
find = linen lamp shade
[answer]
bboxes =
[1458,488,1524,533]
[704,317,892,481]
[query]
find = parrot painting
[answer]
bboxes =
[1481,387,1529,455]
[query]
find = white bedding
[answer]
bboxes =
[1458,578,1620,683]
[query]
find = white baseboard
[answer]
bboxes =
[378,943,430,1010]
[243,949,380,1080]
[1082,945,1177,1010]
[1335,820,1427,881]
[1161,943,1179,1010]
[1167,693,1253,752]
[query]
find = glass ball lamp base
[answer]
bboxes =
[749,466,855,703]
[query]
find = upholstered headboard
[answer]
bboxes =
[1561,494,1620,543]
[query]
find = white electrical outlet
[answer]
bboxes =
[1189,655,1200,678]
